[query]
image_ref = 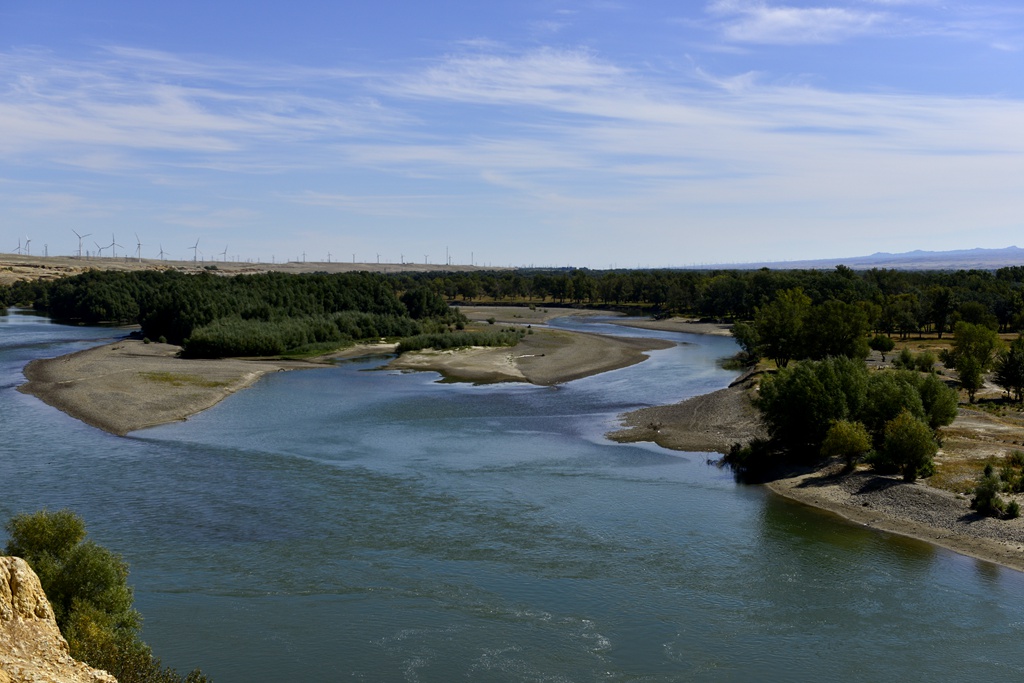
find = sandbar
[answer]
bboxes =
[388,327,673,385]
[18,340,315,435]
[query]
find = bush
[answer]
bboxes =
[820,420,871,470]
[878,410,937,481]
[893,347,915,369]
[4,509,208,683]
[971,464,1006,516]
[869,334,895,360]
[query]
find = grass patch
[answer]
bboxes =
[278,340,356,359]
[139,372,229,388]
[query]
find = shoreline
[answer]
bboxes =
[610,372,1024,573]
[765,466,1024,573]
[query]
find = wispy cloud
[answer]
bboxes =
[707,1,887,44]
[3,41,1024,263]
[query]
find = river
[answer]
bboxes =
[2,309,1023,682]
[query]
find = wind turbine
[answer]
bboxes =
[158,244,167,260]
[220,245,228,262]
[72,230,91,258]
[24,238,31,256]
[108,234,122,259]
[94,241,106,258]
[190,238,200,263]
[13,238,22,255]
[135,233,143,262]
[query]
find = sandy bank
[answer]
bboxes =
[767,466,1024,573]
[388,327,673,385]
[18,339,314,435]
[609,317,733,337]
[611,369,1024,573]
[608,371,765,453]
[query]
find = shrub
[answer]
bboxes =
[820,420,871,470]
[971,464,1006,516]
[915,351,936,372]
[869,334,895,361]
[878,410,937,481]
[893,347,915,369]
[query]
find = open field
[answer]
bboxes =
[0,254,502,286]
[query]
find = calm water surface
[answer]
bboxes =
[2,310,1023,682]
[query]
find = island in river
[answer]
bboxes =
[17,310,671,435]
[16,306,1024,574]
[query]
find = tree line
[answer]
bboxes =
[3,270,469,357]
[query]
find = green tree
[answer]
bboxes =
[753,288,811,368]
[971,464,1006,516]
[820,419,871,469]
[4,509,208,683]
[942,321,1002,402]
[869,334,895,361]
[756,356,868,456]
[803,299,870,360]
[995,335,1024,402]
[879,411,938,481]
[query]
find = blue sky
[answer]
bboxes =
[2,1,1023,267]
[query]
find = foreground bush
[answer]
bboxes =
[4,509,208,683]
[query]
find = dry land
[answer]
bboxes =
[389,326,673,385]
[0,254,501,287]
[18,340,316,435]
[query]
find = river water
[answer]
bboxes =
[2,309,1024,682]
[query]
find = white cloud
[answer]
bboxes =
[707,1,887,44]
[4,43,1024,264]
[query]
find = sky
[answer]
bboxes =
[2,1,1023,268]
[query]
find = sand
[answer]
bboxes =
[608,369,765,453]
[766,465,1024,573]
[388,327,673,385]
[18,340,315,435]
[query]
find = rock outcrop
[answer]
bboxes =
[0,556,116,683]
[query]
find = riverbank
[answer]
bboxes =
[608,369,764,452]
[611,366,1024,573]
[766,465,1024,573]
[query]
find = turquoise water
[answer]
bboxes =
[2,310,1024,682]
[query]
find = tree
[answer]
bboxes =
[995,335,1024,402]
[942,321,1002,402]
[755,356,868,456]
[971,464,1006,516]
[879,411,938,481]
[928,286,955,338]
[753,288,811,368]
[4,509,208,683]
[917,372,959,430]
[869,334,895,361]
[820,420,871,469]
[803,299,869,360]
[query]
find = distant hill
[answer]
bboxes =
[695,246,1024,271]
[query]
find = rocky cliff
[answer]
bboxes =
[0,556,117,683]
